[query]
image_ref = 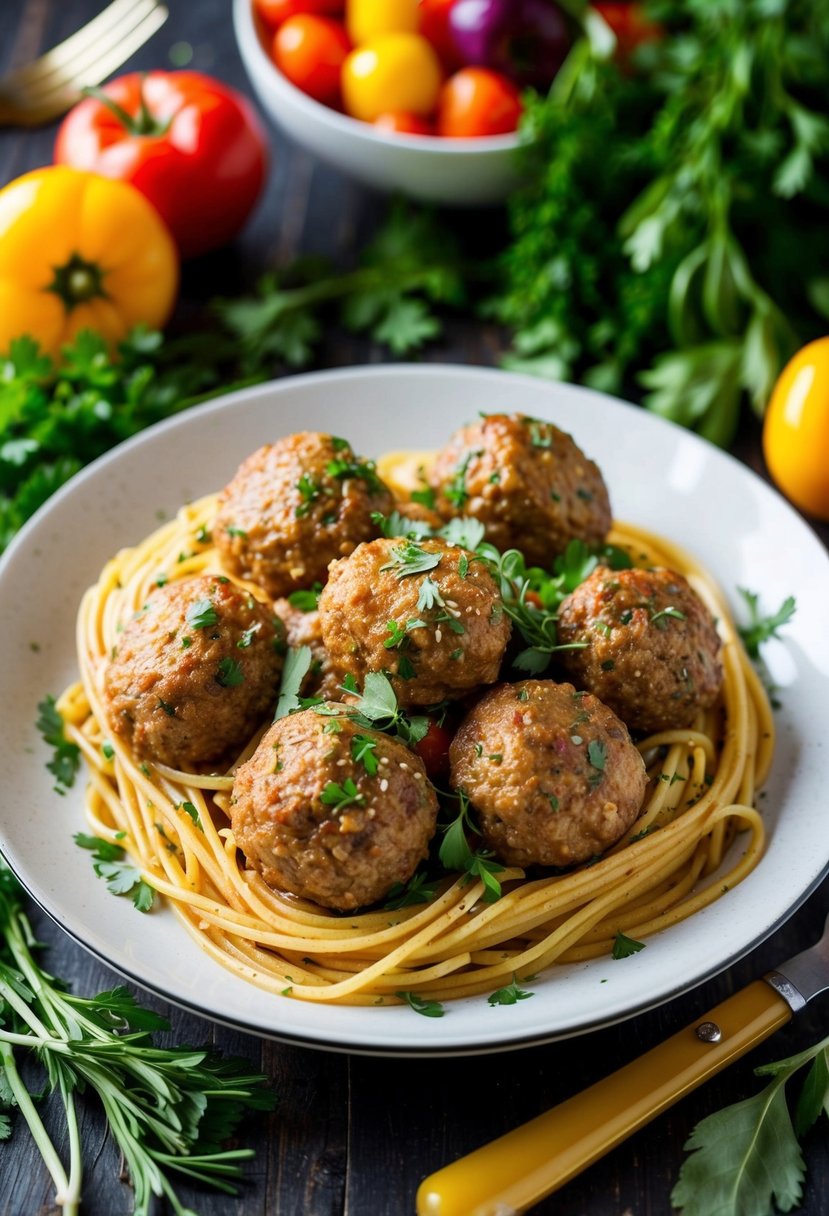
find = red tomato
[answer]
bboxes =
[414,721,453,779]
[592,2,662,58]
[273,14,351,106]
[418,0,460,67]
[54,71,267,259]
[524,590,543,610]
[437,67,522,137]
[254,0,343,32]
[374,110,434,135]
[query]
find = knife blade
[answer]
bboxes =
[416,911,829,1216]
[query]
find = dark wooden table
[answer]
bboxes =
[2,3,829,1214]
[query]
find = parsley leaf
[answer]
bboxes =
[186,598,219,630]
[351,734,379,775]
[396,990,445,1018]
[288,584,322,612]
[612,931,646,959]
[35,695,80,792]
[417,575,446,612]
[384,871,439,910]
[487,977,535,1007]
[381,540,442,579]
[216,657,244,687]
[320,778,364,811]
[274,645,313,719]
[737,589,797,659]
[73,833,155,912]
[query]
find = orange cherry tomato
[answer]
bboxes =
[524,590,543,610]
[255,0,344,31]
[342,34,442,122]
[762,336,829,521]
[437,67,522,137]
[374,110,434,135]
[272,14,351,105]
[414,720,453,779]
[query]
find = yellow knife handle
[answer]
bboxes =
[417,980,791,1216]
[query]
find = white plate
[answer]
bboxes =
[2,365,828,1056]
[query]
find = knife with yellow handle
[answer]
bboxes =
[417,913,829,1216]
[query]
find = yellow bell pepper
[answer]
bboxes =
[0,166,178,356]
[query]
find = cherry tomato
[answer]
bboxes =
[418,0,460,67]
[347,0,420,44]
[342,34,442,122]
[273,14,351,106]
[762,337,829,521]
[592,3,662,58]
[374,111,434,135]
[524,590,543,610]
[54,72,267,259]
[254,0,344,32]
[436,67,522,137]
[414,720,453,779]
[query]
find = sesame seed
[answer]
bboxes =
[380,756,390,766]
[446,599,459,609]
[336,758,348,766]
[380,778,389,791]
[435,628,443,642]
[399,762,410,771]
[367,807,376,818]
[413,771,423,780]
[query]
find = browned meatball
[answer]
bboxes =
[214,433,394,598]
[272,595,342,700]
[230,707,438,910]
[556,566,723,734]
[428,413,611,567]
[103,575,283,770]
[450,680,647,868]
[318,537,511,707]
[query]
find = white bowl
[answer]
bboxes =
[232,0,523,205]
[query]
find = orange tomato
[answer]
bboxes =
[374,110,434,135]
[437,67,522,137]
[763,336,829,521]
[346,0,420,44]
[0,166,178,357]
[272,14,351,105]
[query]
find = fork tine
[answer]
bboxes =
[5,4,169,111]
[2,0,166,103]
[3,0,156,90]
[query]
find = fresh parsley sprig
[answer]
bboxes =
[0,862,275,1215]
[439,790,505,903]
[73,833,155,913]
[35,695,80,794]
[736,588,797,659]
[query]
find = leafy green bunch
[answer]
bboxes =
[492,0,829,445]
[0,861,275,1216]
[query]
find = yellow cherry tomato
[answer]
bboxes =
[0,166,178,357]
[346,0,419,44]
[341,33,442,122]
[763,336,829,521]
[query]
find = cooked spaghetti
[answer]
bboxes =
[59,468,771,1007]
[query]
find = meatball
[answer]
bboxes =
[230,707,438,910]
[214,432,394,598]
[318,536,511,707]
[556,566,723,734]
[272,595,342,700]
[428,413,611,567]
[450,680,648,868]
[103,575,283,770]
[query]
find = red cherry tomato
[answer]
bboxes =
[592,2,662,58]
[524,590,543,610]
[418,0,461,68]
[437,67,522,137]
[374,110,434,135]
[254,0,344,31]
[414,720,453,779]
[272,14,351,106]
[54,71,268,259]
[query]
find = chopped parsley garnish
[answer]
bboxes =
[74,833,155,912]
[487,977,535,1007]
[411,487,436,509]
[36,696,80,792]
[381,540,442,578]
[650,605,686,630]
[351,734,379,775]
[384,871,439,909]
[216,657,244,688]
[397,654,417,680]
[320,778,364,812]
[416,575,446,612]
[273,645,313,719]
[186,598,219,630]
[237,623,261,649]
[180,801,202,829]
[439,791,504,903]
[288,583,322,612]
[101,740,115,761]
[587,738,607,786]
[395,990,445,1018]
[736,589,797,658]
[158,698,176,717]
[313,672,429,746]
[525,418,553,448]
[327,454,384,493]
[295,472,322,517]
[458,553,469,578]
[225,524,247,538]
[440,516,486,550]
[445,449,482,508]
[612,931,646,959]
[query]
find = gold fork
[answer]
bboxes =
[0,0,169,128]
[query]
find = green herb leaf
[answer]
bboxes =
[216,657,244,688]
[186,598,219,630]
[396,990,445,1018]
[274,645,313,719]
[36,695,80,792]
[737,589,797,659]
[487,977,535,1007]
[351,734,379,775]
[320,778,365,812]
[381,540,442,579]
[612,932,646,959]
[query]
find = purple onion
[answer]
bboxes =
[448,0,572,90]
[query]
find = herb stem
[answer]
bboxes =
[0,1038,74,1211]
